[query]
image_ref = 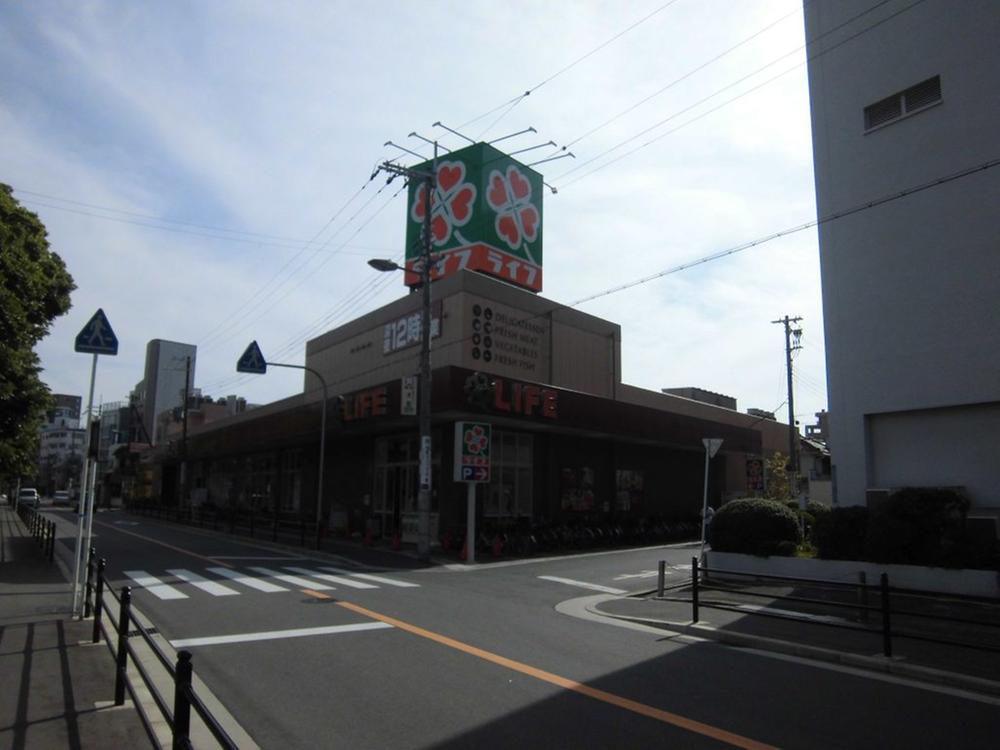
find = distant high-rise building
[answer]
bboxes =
[140,339,196,445]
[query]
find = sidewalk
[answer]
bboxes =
[0,503,152,749]
[592,576,1000,696]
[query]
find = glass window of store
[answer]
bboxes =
[280,449,302,513]
[485,431,533,519]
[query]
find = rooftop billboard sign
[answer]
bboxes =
[404,142,544,293]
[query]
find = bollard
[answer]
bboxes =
[48,521,55,561]
[300,517,306,547]
[880,573,892,658]
[250,508,255,538]
[84,546,96,619]
[857,571,869,623]
[92,559,107,643]
[172,651,194,750]
[272,514,278,542]
[691,556,700,622]
[115,587,132,706]
[657,560,666,598]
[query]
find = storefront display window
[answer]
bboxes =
[615,469,644,511]
[560,466,596,512]
[485,431,533,518]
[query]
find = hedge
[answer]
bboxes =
[708,498,801,557]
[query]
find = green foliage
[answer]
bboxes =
[813,506,869,560]
[0,184,75,483]
[764,451,791,503]
[865,487,971,567]
[708,498,802,557]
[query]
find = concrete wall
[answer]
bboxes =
[804,0,1000,506]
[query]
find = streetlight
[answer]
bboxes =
[368,252,434,561]
[237,341,328,550]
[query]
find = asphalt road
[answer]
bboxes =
[48,509,1000,749]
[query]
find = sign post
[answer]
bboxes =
[71,309,119,617]
[700,438,724,568]
[453,422,491,564]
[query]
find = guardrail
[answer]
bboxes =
[128,500,322,550]
[83,546,239,750]
[15,502,56,562]
[658,557,1000,659]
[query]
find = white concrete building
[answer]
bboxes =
[803,0,1000,518]
[141,339,196,445]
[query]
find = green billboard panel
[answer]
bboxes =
[404,142,544,292]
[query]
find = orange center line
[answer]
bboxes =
[93,520,235,568]
[327,597,778,750]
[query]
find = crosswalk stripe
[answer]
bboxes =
[167,569,240,597]
[123,570,188,600]
[249,567,333,590]
[207,567,288,592]
[321,567,420,588]
[284,567,377,589]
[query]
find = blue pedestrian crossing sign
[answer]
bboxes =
[74,309,118,355]
[236,341,267,374]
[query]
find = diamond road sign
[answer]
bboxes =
[236,341,267,374]
[74,309,118,355]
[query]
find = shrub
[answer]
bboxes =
[708,498,801,557]
[865,487,970,567]
[813,506,869,560]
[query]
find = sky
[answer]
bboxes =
[2,0,831,431]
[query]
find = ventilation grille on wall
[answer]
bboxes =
[864,75,942,131]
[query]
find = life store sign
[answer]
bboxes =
[404,142,544,293]
[454,422,492,483]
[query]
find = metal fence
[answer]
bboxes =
[127,500,323,549]
[15,502,56,562]
[84,547,239,750]
[657,557,1000,659]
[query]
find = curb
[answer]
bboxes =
[587,601,1000,698]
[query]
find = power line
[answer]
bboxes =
[562,0,812,150]
[552,0,918,189]
[458,0,682,130]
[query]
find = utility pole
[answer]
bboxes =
[376,146,438,562]
[179,355,191,505]
[772,315,803,499]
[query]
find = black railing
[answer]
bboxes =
[15,501,56,562]
[85,547,239,749]
[127,500,323,550]
[672,557,1000,659]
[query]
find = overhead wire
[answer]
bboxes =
[552,0,921,189]
[458,0,683,131]
[223,154,1000,402]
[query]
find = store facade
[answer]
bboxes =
[170,270,790,543]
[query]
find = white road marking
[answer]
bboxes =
[207,567,288,592]
[249,566,333,590]
[538,576,628,595]
[170,622,393,648]
[321,567,420,588]
[123,570,188,600]
[614,570,660,581]
[167,569,239,597]
[284,567,377,589]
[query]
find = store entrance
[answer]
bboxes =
[373,436,417,538]
[372,434,439,542]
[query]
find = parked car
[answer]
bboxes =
[17,488,40,508]
[53,490,70,505]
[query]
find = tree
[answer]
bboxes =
[0,183,75,486]
[764,451,791,504]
